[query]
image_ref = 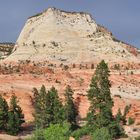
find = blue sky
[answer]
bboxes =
[0,0,140,48]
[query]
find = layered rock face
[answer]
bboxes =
[6,8,139,64]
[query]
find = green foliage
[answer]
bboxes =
[33,85,49,128]
[46,86,65,124]
[64,85,78,126]
[116,109,123,123]
[0,95,8,130]
[135,136,140,140]
[30,123,71,140]
[122,105,131,125]
[43,123,70,140]
[71,126,91,140]
[7,95,25,135]
[28,12,42,19]
[108,120,125,138]
[91,127,112,140]
[32,129,45,140]
[128,117,135,125]
[87,60,124,138]
[7,47,13,55]
[87,60,113,127]
[33,85,64,129]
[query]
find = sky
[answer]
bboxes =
[0,0,140,48]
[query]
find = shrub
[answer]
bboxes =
[91,64,94,69]
[114,64,120,70]
[91,127,112,140]
[29,123,71,140]
[32,129,45,140]
[63,65,69,71]
[131,71,134,75]
[43,123,71,140]
[128,117,135,125]
[71,126,90,140]
[135,136,140,140]
[72,64,76,68]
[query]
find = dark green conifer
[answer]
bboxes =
[64,85,78,126]
[46,86,64,124]
[7,95,24,135]
[0,95,8,131]
[87,60,124,138]
[33,85,49,128]
[33,85,64,129]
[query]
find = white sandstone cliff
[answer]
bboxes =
[6,7,139,64]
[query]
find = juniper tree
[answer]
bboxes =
[0,95,8,131]
[7,95,24,135]
[64,85,78,126]
[87,60,124,138]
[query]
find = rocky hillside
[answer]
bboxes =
[0,8,140,131]
[6,8,139,65]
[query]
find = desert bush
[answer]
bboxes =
[128,117,135,125]
[63,65,69,71]
[131,71,134,75]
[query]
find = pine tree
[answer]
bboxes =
[7,95,24,135]
[122,105,131,125]
[33,85,64,129]
[0,95,8,131]
[46,86,64,124]
[116,109,123,123]
[64,85,78,126]
[33,85,49,128]
[87,60,124,138]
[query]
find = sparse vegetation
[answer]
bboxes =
[128,117,135,125]
[114,64,120,70]
[28,12,43,19]
[63,65,69,71]
[91,64,94,69]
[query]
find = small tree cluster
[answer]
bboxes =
[33,85,78,129]
[0,95,24,135]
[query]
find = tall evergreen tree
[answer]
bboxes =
[64,85,78,126]
[7,95,25,135]
[46,86,64,124]
[87,60,124,138]
[0,95,8,131]
[33,85,64,129]
[116,109,123,123]
[33,85,49,128]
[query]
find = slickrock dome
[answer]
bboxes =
[6,7,139,64]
